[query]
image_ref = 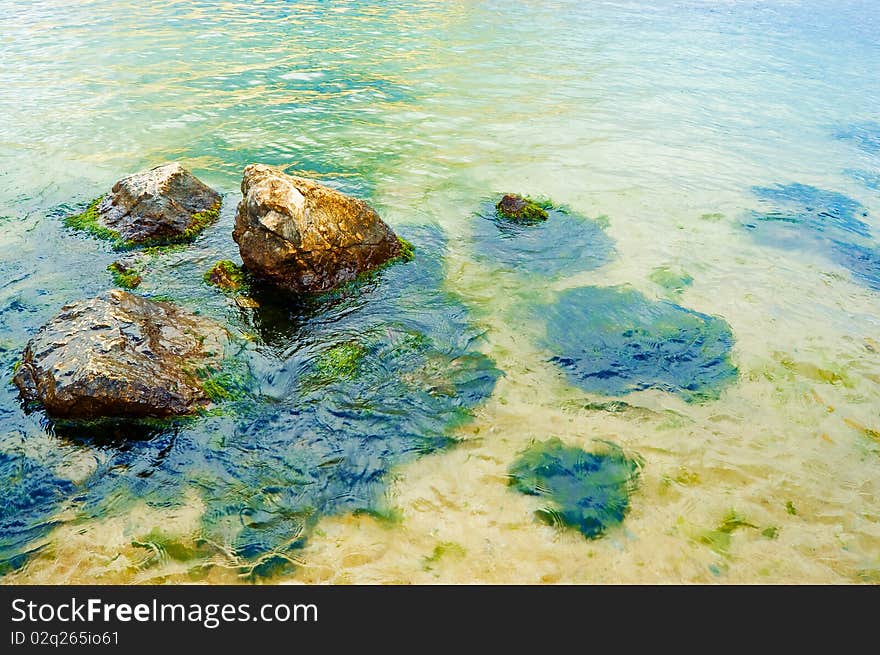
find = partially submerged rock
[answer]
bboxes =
[65,162,221,247]
[107,260,142,289]
[496,193,549,222]
[232,164,404,293]
[13,290,227,419]
[473,198,613,277]
[204,260,246,292]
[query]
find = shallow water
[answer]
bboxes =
[1,0,879,583]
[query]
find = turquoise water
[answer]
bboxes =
[1,0,879,583]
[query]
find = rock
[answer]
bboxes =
[233,295,260,309]
[495,194,548,221]
[107,260,142,289]
[473,198,613,277]
[204,260,245,292]
[13,290,227,419]
[232,164,404,293]
[70,163,221,246]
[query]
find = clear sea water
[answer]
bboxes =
[1,0,879,583]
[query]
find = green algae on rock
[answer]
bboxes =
[204,260,247,292]
[13,290,228,419]
[108,260,142,289]
[396,236,416,262]
[539,286,737,402]
[508,437,642,539]
[312,342,367,381]
[63,195,122,244]
[495,193,549,222]
[473,197,614,278]
[233,164,405,294]
[194,364,252,404]
[63,163,221,249]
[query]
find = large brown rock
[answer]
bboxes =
[93,162,221,244]
[13,290,227,419]
[232,164,403,293]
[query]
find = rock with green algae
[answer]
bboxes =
[508,437,642,538]
[64,162,221,248]
[13,289,228,419]
[108,260,142,289]
[473,197,614,277]
[312,342,367,381]
[496,193,549,222]
[204,260,246,292]
[233,163,405,294]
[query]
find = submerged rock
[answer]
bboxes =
[66,162,221,247]
[13,290,227,419]
[749,183,870,239]
[746,182,880,291]
[540,286,737,401]
[835,121,880,155]
[508,438,641,539]
[496,193,549,222]
[472,198,614,277]
[233,164,404,293]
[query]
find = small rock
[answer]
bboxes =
[233,295,260,309]
[108,260,142,289]
[204,260,245,292]
[70,162,221,246]
[232,164,404,293]
[496,194,548,221]
[13,290,227,419]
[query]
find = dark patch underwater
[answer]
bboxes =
[470,199,614,277]
[748,183,870,239]
[745,182,879,291]
[0,224,501,578]
[844,169,880,191]
[0,450,75,571]
[835,122,880,155]
[508,437,642,539]
[538,286,737,402]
